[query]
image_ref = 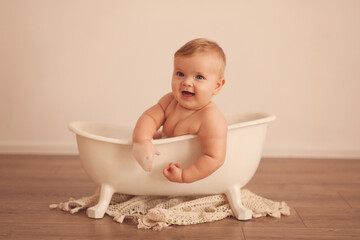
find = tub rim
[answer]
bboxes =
[68,112,276,146]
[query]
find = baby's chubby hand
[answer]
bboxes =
[163,162,183,183]
[132,141,160,172]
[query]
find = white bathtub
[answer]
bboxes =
[69,112,275,220]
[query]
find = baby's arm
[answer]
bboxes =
[163,109,227,183]
[132,93,173,171]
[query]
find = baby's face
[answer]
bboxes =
[172,53,224,110]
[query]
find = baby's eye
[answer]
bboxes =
[195,75,204,80]
[176,72,184,77]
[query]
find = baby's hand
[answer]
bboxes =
[163,162,183,183]
[132,141,160,172]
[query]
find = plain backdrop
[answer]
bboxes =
[0,0,359,158]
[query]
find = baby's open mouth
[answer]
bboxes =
[182,91,195,97]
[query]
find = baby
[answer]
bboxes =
[132,38,227,183]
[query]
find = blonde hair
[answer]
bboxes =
[174,38,226,78]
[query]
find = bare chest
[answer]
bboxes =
[162,105,201,137]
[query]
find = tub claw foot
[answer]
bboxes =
[87,184,114,219]
[226,186,252,221]
[87,205,108,219]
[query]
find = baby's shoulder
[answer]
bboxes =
[158,93,175,111]
[199,103,227,128]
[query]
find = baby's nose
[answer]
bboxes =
[182,77,193,86]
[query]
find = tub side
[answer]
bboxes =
[75,135,135,187]
[68,121,133,145]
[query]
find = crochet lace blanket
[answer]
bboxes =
[50,189,290,231]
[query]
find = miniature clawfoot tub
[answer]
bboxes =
[68,112,275,220]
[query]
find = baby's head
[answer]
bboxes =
[174,38,226,78]
[172,38,226,110]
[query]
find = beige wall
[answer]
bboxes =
[0,0,359,158]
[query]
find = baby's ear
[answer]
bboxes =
[213,79,225,95]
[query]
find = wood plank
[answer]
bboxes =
[246,182,360,193]
[0,220,246,240]
[247,172,360,186]
[339,191,360,208]
[243,227,360,240]
[247,158,360,193]
[296,207,360,228]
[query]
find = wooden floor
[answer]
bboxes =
[0,155,359,240]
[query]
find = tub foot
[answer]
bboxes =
[226,186,252,221]
[87,184,114,219]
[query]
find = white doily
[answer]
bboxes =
[50,189,290,231]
